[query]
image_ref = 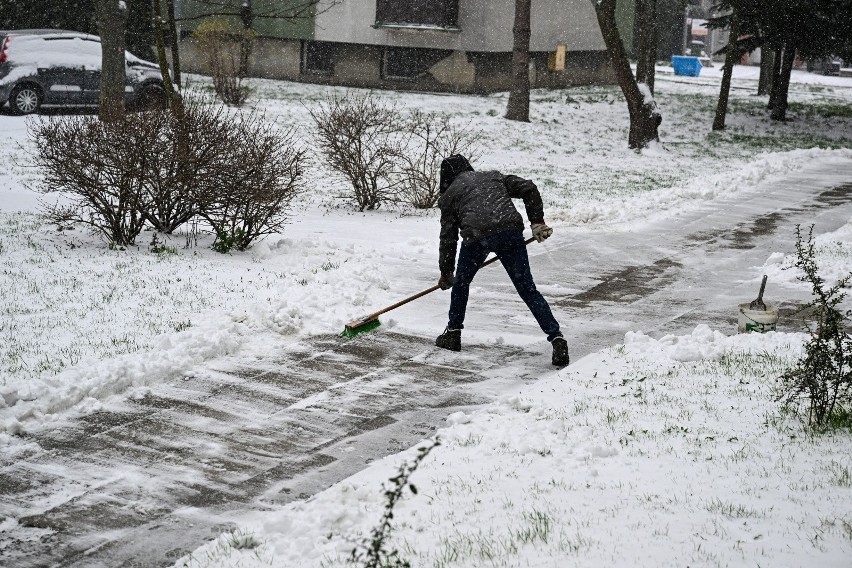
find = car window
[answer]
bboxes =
[76,39,103,57]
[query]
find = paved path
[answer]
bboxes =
[549,163,852,359]
[2,161,852,567]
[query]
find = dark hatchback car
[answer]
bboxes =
[0,29,167,114]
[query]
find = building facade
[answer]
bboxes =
[178,0,635,93]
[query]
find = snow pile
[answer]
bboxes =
[762,216,852,293]
[228,238,393,339]
[0,315,243,441]
[0,223,398,440]
[626,323,807,363]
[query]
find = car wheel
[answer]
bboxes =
[10,84,42,115]
[138,84,168,111]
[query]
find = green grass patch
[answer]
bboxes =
[787,102,852,119]
[706,498,765,519]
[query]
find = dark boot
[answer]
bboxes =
[436,328,461,351]
[551,336,570,367]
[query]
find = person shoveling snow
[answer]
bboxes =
[434,154,570,367]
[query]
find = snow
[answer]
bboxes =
[665,61,852,88]
[1,66,851,565]
[0,35,102,73]
[762,220,852,292]
[637,81,654,107]
[176,325,852,568]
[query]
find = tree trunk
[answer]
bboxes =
[239,0,254,79]
[767,44,784,109]
[646,0,657,94]
[635,0,658,95]
[505,0,531,122]
[153,0,183,114]
[757,45,774,96]
[166,0,181,88]
[594,0,661,149]
[96,0,128,121]
[635,0,650,82]
[153,0,188,234]
[770,44,795,121]
[712,8,739,131]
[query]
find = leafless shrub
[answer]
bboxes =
[30,115,150,246]
[193,18,253,106]
[395,110,481,209]
[141,97,234,233]
[309,92,481,211]
[309,91,407,211]
[31,97,305,251]
[196,112,307,252]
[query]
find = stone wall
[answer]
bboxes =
[179,39,615,94]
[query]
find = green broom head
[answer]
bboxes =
[340,317,381,338]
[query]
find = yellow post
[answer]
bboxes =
[548,44,566,71]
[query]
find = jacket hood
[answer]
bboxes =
[439,154,474,193]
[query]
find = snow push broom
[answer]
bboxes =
[342,237,536,338]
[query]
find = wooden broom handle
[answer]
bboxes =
[363,237,537,321]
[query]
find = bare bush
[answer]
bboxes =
[395,110,481,209]
[310,92,481,211]
[142,97,235,233]
[196,112,307,252]
[309,92,406,211]
[30,115,150,246]
[31,97,305,251]
[193,18,253,106]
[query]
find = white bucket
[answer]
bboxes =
[738,303,779,333]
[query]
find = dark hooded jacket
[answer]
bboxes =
[437,167,545,276]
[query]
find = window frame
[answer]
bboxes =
[374,0,461,30]
[300,40,335,76]
[381,46,452,81]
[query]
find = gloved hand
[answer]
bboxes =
[438,273,454,290]
[531,222,553,243]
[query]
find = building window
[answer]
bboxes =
[375,0,459,29]
[383,47,450,80]
[301,40,334,75]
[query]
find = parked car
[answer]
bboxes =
[807,56,843,76]
[687,40,706,58]
[0,29,167,115]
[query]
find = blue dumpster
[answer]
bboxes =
[672,56,703,77]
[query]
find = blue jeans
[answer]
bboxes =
[448,230,562,341]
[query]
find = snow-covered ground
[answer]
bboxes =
[1,66,851,566]
[180,327,851,568]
